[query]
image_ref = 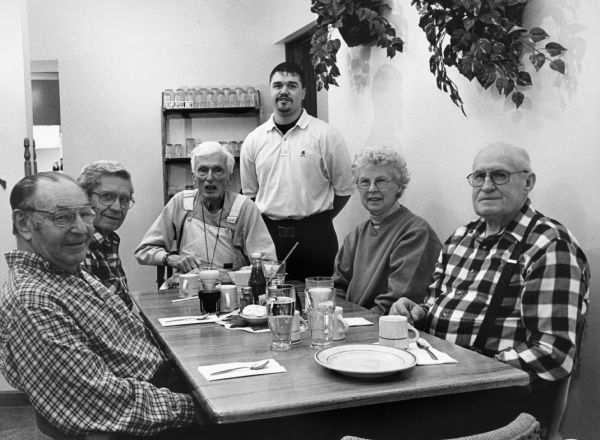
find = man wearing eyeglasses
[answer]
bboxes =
[390,142,590,427]
[77,160,135,309]
[0,172,200,437]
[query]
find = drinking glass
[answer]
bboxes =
[305,277,335,349]
[262,260,286,286]
[267,284,296,351]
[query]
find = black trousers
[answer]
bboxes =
[262,211,338,283]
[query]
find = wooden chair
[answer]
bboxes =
[339,413,540,440]
[35,410,116,440]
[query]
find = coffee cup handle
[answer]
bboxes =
[407,323,420,343]
[337,315,349,332]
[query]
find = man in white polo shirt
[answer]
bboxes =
[241,62,353,281]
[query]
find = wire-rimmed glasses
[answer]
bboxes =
[92,192,135,209]
[22,206,96,228]
[356,178,394,191]
[466,170,529,187]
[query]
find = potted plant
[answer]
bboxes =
[411,0,567,115]
[310,0,405,90]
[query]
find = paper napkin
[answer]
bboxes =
[345,317,374,327]
[197,359,286,381]
[407,342,458,365]
[158,315,220,327]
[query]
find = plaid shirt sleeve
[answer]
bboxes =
[7,297,195,436]
[495,226,590,381]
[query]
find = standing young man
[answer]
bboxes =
[240,62,353,281]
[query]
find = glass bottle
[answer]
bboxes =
[174,88,185,108]
[163,89,175,109]
[184,89,195,108]
[248,252,266,305]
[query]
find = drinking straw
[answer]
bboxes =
[267,241,299,285]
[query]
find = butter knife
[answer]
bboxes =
[417,338,438,361]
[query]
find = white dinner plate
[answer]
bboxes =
[314,344,417,379]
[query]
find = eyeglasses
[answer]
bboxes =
[195,166,226,178]
[92,192,135,209]
[357,178,395,190]
[23,206,96,228]
[466,170,529,187]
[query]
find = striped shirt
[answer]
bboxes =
[0,251,195,436]
[82,230,132,309]
[425,201,589,381]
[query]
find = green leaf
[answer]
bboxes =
[516,71,532,86]
[550,59,566,74]
[503,79,515,96]
[530,27,549,43]
[507,25,526,35]
[512,91,524,108]
[495,77,504,95]
[530,53,545,71]
[546,42,567,56]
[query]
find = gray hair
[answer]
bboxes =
[77,160,133,196]
[190,141,235,175]
[10,171,79,235]
[473,142,532,172]
[352,145,411,197]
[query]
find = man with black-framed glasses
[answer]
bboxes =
[390,142,590,428]
[77,160,135,309]
[0,172,201,437]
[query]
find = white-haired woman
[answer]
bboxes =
[77,160,135,309]
[135,141,275,274]
[333,146,442,315]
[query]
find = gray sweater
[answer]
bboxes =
[333,205,441,315]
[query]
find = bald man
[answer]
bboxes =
[390,142,589,427]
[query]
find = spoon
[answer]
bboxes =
[210,360,270,376]
[416,338,438,361]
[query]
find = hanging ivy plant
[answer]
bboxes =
[411,0,567,115]
[310,0,404,91]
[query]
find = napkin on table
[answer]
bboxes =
[217,314,271,333]
[159,315,220,327]
[344,317,374,327]
[197,359,286,381]
[407,342,458,365]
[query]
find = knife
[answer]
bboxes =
[417,338,439,361]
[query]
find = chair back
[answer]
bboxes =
[444,412,540,440]
[35,409,116,440]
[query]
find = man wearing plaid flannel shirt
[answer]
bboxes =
[78,160,134,310]
[390,143,589,424]
[0,172,200,437]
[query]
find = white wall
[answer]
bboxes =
[0,0,32,392]
[26,0,286,293]
[326,1,599,438]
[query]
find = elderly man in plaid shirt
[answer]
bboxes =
[0,172,202,438]
[391,142,589,425]
[77,160,134,310]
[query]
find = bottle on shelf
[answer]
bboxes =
[248,252,266,305]
[163,89,175,109]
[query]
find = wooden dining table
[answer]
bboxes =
[131,287,530,439]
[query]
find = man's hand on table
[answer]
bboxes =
[166,254,202,273]
[389,298,427,326]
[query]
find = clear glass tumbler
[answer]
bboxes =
[305,277,335,349]
[267,284,296,351]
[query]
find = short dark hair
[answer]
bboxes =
[269,62,305,88]
[10,172,78,235]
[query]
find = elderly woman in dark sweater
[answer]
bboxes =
[333,145,442,315]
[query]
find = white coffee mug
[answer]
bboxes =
[179,273,201,299]
[378,315,420,349]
